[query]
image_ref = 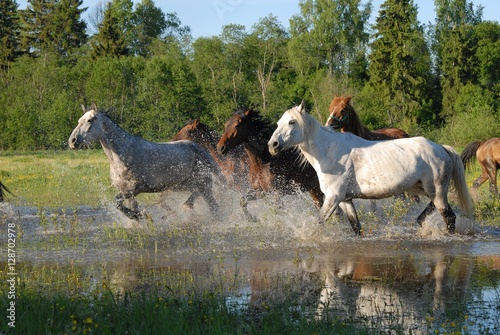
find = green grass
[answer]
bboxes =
[0,262,368,335]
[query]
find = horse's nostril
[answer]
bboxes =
[272,141,278,148]
[71,137,76,143]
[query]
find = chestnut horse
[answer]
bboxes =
[216,108,324,222]
[461,137,500,196]
[172,119,250,192]
[325,96,409,139]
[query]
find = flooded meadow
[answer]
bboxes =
[1,183,500,334]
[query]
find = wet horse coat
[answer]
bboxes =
[68,103,222,219]
[172,119,250,191]
[268,103,473,235]
[216,108,324,222]
[461,137,500,196]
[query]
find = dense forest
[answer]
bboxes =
[0,0,498,150]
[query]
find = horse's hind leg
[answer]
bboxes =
[417,201,436,226]
[484,163,499,196]
[438,205,456,233]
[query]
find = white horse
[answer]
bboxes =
[268,102,474,235]
[68,103,223,219]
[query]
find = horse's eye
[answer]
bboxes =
[289,120,296,125]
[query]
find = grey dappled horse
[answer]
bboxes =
[68,103,223,220]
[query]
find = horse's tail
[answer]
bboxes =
[460,141,482,170]
[0,181,15,202]
[444,145,474,218]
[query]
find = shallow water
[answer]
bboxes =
[1,188,499,334]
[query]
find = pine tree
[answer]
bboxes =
[0,0,22,70]
[433,0,483,119]
[91,3,129,59]
[51,0,88,57]
[20,0,87,58]
[368,0,432,126]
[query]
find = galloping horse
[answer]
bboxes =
[268,102,473,235]
[325,96,409,139]
[216,107,324,222]
[172,119,250,191]
[68,103,223,219]
[461,137,500,196]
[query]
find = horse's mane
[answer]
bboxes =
[287,106,323,168]
[233,107,274,131]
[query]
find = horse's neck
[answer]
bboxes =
[300,126,340,169]
[245,126,274,163]
[98,117,140,164]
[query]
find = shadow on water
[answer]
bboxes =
[1,188,499,334]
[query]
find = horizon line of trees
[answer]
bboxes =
[0,0,499,151]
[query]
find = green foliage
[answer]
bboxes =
[368,0,433,127]
[90,3,129,58]
[0,0,22,69]
[0,0,499,149]
[438,83,499,145]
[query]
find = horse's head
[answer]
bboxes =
[68,102,102,149]
[325,96,352,130]
[217,108,258,155]
[268,101,307,156]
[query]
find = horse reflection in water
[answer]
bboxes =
[268,102,473,235]
[310,249,475,332]
[461,137,500,197]
[68,103,223,220]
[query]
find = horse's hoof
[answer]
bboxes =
[245,214,259,223]
[183,203,194,211]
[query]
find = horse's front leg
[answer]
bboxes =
[114,193,142,220]
[183,191,200,210]
[318,194,341,224]
[241,189,262,222]
[338,200,361,235]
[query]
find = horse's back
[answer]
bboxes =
[477,137,500,163]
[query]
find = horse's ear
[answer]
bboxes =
[91,102,97,111]
[193,119,199,126]
[81,104,86,114]
[244,108,252,116]
[298,100,306,113]
[345,96,352,104]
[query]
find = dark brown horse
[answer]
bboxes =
[172,119,250,191]
[325,96,410,140]
[461,137,500,196]
[216,108,325,222]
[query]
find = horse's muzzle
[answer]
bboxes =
[68,135,80,150]
[217,145,227,156]
[268,140,281,156]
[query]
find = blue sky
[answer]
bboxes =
[17,0,499,38]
